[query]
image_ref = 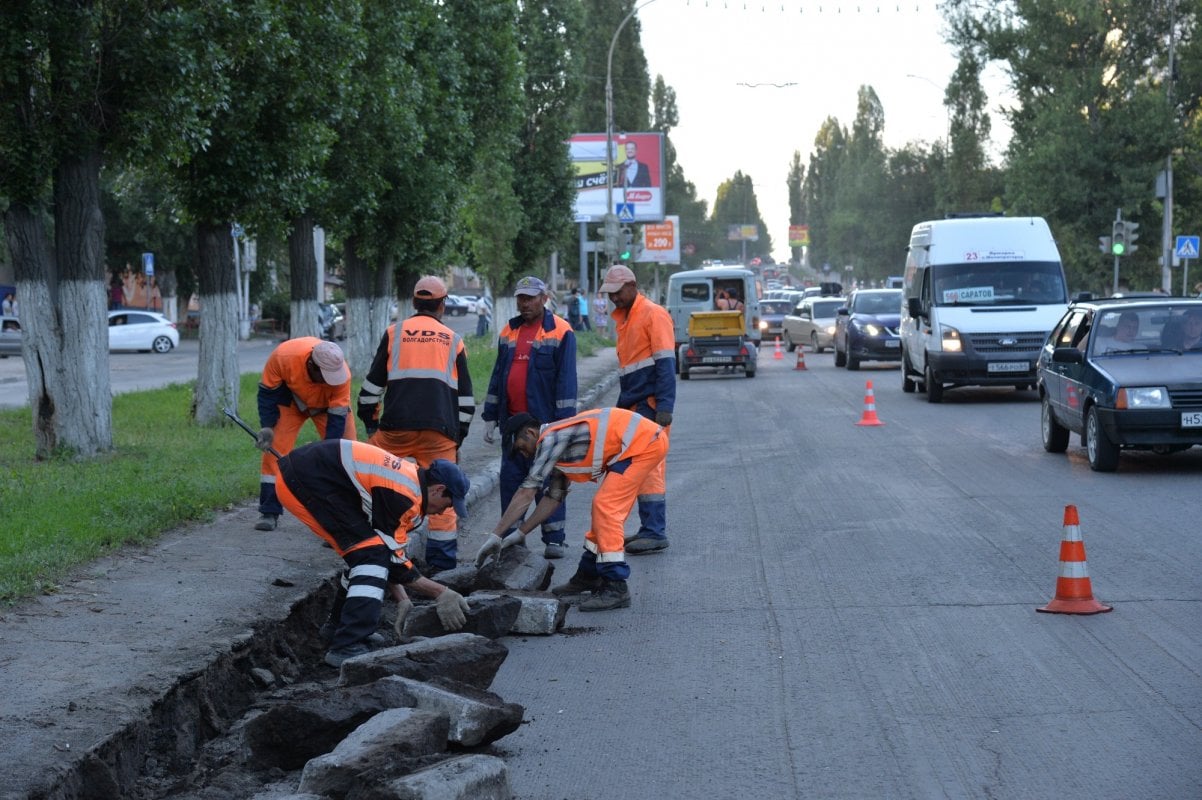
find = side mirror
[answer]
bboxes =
[1051,347,1084,364]
[907,297,925,318]
[837,307,850,316]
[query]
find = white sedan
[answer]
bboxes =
[108,310,179,353]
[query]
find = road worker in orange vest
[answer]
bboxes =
[600,265,675,554]
[274,438,471,667]
[473,407,669,611]
[357,276,475,571]
[253,338,355,531]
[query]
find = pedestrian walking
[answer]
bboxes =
[253,338,355,531]
[481,276,577,559]
[274,438,472,667]
[475,291,493,337]
[473,408,668,611]
[576,288,591,331]
[566,288,582,330]
[600,265,676,553]
[357,276,475,570]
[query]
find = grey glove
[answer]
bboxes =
[655,411,673,427]
[483,420,497,444]
[392,596,413,639]
[255,427,275,452]
[435,589,470,631]
[474,534,504,568]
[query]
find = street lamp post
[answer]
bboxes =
[605,1,658,250]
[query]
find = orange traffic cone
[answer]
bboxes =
[1037,505,1112,615]
[794,345,807,371]
[773,336,783,360]
[855,380,884,426]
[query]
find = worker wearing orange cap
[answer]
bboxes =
[357,275,475,570]
[253,337,355,531]
[599,265,675,554]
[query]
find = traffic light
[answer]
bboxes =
[619,226,634,261]
[1123,221,1139,254]
[1111,220,1126,256]
[1098,235,1112,254]
[603,214,620,260]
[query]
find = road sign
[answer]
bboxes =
[616,202,635,222]
[142,252,154,276]
[1174,235,1199,259]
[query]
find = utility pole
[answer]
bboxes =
[1161,0,1178,292]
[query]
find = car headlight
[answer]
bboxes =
[758,320,768,331]
[824,325,836,335]
[940,324,963,353]
[1117,387,1171,409]
[863,323,882,337]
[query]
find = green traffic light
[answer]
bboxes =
[1111,241,1125,256]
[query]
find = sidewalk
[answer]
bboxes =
[0,346,618,800]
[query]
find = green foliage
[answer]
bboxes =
[712,171,773,263]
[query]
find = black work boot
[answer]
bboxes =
[551,572,603,598]
[578,579,631,612]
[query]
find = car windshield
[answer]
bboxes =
[761,301,793,314]
[852,291,902,314]
[811,300,844,318]
[931,261,1066,306]
[1091,305,1202,355]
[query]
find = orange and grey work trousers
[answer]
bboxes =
[259,405,355,517]
[369,428,459,570]
[627,403,669,541]
[578,431,670,582]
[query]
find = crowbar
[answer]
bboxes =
[222,406,283,458]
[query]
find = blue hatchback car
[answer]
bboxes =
[1037,296,1202,471]
[833,288,903,370]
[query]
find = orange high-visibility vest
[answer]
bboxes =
[260,336,352,417]
[539,408,661,483]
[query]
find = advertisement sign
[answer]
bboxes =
[570,132,665,223]
[639,216,680,265]
[789,225,810,247]
[727,224,759,242]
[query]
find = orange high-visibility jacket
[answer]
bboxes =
[610,294,676,417]
[258,336,352,434]
[358,314,475,442]
[539,407,662,483]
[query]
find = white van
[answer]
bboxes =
[899,215,1069,402]
[666,267,761,348]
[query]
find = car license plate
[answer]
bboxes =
[885,340,900,348]
[702,356,727,363]
[987,361,1027,373]
[1182,411,1202,428]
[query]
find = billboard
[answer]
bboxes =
[570,132,665,223]
[638,216,680,265]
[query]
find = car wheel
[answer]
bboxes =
[846,348,860,371]
[1041,395,1070,453]
[924,361,943,403]
[810,332,822,354]
[1084,406,1119,471]
[152,335,174,353]
[783,332,796,352]
[901,351,916,393]
[745,365,756,378]
[834,343,846,367]
[680,366,690,380]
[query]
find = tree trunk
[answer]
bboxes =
[343,237,373,376]
[288,213,319,339]
[3,152,113,459]
[190,221,240,425]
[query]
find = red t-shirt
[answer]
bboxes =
[505,321,539,414]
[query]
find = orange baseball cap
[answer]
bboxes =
[413,276,448,299]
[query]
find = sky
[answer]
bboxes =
[637,0,1014,263]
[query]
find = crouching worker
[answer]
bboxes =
[473,408,668,612]
[275,438,472,667]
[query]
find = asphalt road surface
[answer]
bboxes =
[475,347,1201,800]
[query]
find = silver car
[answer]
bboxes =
[0,315,22,358]
[782,297,844,353]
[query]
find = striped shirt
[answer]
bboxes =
[520,422,592,490]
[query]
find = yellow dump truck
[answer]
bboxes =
[677,310,757,379]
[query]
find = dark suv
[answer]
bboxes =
[1037,295,1202,471]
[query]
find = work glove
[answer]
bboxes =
[392,595,413,639]
[483,420,497,444]
[255,427,275,452]
[435,589,470,631]
[474,531,524,568]
[655,411,673,428]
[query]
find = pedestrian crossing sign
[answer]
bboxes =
[1175,235,1199,259]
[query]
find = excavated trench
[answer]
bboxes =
[41,577,508,800]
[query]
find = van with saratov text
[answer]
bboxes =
[899,215,1069,403]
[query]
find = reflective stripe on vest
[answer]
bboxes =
[386,322,461,388]
[540,408,654,482]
